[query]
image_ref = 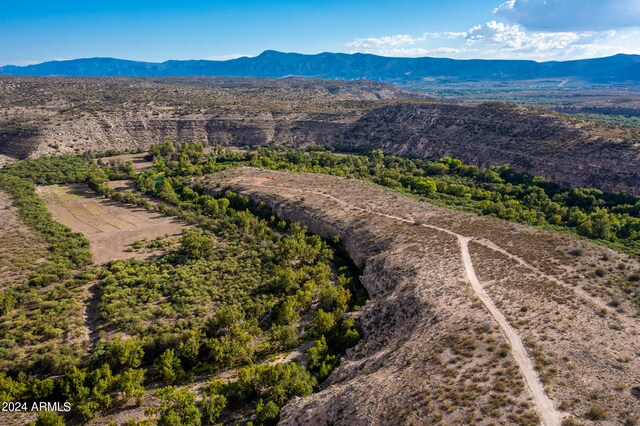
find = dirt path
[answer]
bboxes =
[238,181,563,425]
[458,237,561,426]
[476,238,620,314]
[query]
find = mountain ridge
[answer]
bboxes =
[1,51,639,83]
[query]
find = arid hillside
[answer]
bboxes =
[2,77,640,193]
[0,76,415,162]
[336,102,640,193]
[204,167,640,426]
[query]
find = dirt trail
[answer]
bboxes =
[239,181,562,425]
[459,237,561,426]
[476,238,622,315]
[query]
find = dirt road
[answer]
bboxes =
[239,181,563,425]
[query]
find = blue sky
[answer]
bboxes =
[1,0,639,66]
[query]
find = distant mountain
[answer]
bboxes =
[1,51,639,83]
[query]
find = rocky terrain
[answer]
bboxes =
[204,167,640,426]
[0,76,415,161]
[2,77,640,193]
[336,102,640,193]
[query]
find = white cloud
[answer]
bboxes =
[495,0,640,31]
[347,34,422,49]
[465,21,584,52]
[345,1,640,61]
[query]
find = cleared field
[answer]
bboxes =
[0,190,47,289]
[37,184,185,264]
[97,152,153,171]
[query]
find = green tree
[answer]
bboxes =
[312,309,336,336]
[157,349,184,384]
[307,336,338,381]
[273,298,299,326]
[151,387,201,426]
[201,394,226,425]
[118,368,145,406]
[256,399,280,424]
[33,411,65,426]
[269,324,298,351]
[180,229,215,259]
[95,337,144,371]
[414,178,437,195]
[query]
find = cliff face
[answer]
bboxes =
[202,167,640,425]
[336,102,640,193]
[15,112,351,158]
[2,76,640,194]
[0,77,398,159]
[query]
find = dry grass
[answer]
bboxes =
[204,167,640,425]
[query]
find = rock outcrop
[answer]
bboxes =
[203,167,640,425]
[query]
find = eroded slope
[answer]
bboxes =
[203,167,640,425]
[337,102,640,193]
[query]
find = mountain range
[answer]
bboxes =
[1,51,639,83]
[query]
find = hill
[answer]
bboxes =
[1,77,640,193]
[1,51,640,84]
[205,166,640,425]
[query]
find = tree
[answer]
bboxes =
[205,306,244,337]
[118,369,145,406]
[369,149,384,160]
[201,394,226,425]
[318,284,350,314]
[34,411,65,426]
[269,324,298,351]
[312,309,335,336]
[94,337,144,371]
[177,329,202,369]
[0,372,26,403]
[589,207,613,240]
[157,349,184,384]
[414,178,437,195]
[157,178,179,204]
[273,298,299,326]
[180,229,215,259]
[151,387,201,426]
[307,336,338,381]
[256,399,280,424]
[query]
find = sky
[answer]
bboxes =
[1,0,639,66]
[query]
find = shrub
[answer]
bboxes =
[34,411,65,426]
[587,405,607,421]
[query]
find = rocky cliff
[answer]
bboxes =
[2,77,640,194]
[336,102,640,193]
[203,167,640,425]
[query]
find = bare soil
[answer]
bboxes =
[204,167,640,426]
[0,189,47,289]
[36,184,186,264]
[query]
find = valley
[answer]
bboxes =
[2,77,640,193]
[0,78,639,425]
[3,1,640,424]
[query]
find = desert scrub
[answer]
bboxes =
[587,405,607,421]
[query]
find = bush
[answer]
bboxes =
[179,229,215,259]
[151,387,201,426]
[587,405,607,421]
[201,394,226,425]
[256,399,280,424]
[34,411,65,426]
